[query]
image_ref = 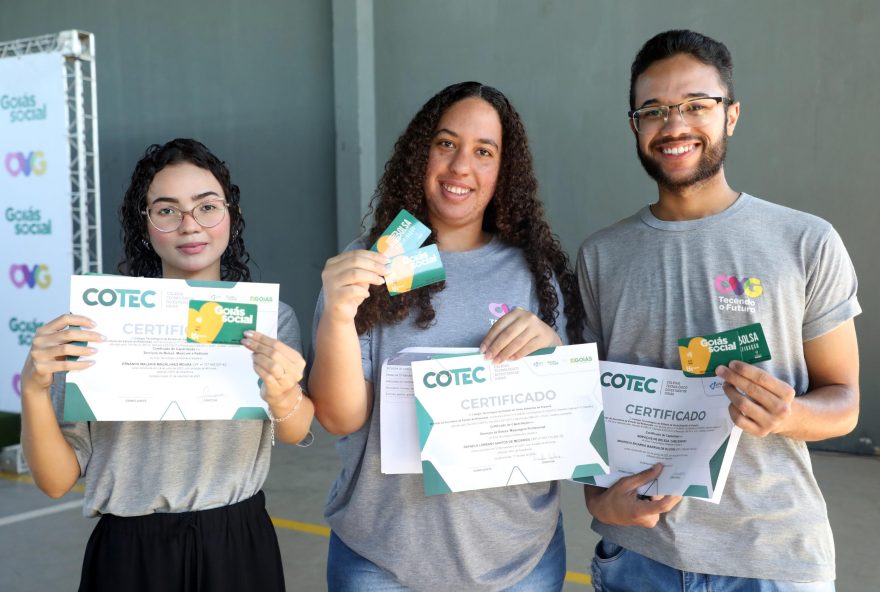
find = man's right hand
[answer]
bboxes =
[584,463,682,528]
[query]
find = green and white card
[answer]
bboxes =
[678,322,771,377]
[187,300,258,345]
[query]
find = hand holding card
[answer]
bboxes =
[678,323,771,377]
[372,210,446,296]
[371,209,432,257]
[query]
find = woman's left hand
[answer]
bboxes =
[241,330,306,408]
[480,308,562,364]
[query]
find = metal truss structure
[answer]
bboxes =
[0,30,102,273]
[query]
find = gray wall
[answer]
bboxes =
[1,1,876,451]
[0,0,336,334]
[373,0,878,451]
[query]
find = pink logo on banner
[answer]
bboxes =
[4,151,46,177]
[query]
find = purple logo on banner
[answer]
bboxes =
[4,151,47,177]
[9,263,51,289]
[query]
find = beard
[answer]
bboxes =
[637,132,728,190]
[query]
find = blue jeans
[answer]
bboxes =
[327,515,566,591]
[591,540,835,592]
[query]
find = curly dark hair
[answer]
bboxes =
[355,81,585,344]
[117,138,251,281]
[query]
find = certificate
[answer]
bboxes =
[380,347,477,474]
[64,275,280,421]
[411,344,608,496]
[577,361,742,503]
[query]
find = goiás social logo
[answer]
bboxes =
[1,94,47,124]
[9,317,44,346]
[5,151,46,177]
[9,263,51,289]
[4,207,53,236]
[187,300,258,345]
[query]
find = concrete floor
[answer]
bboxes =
[1,432,878,591]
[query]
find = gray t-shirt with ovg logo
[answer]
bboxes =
[577,194,860,582]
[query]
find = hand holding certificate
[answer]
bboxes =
[379,347,478,475]
[64,275,281,421]
[579,361,742,503]
[411,344,608,495]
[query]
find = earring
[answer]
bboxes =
[142,238,152,249]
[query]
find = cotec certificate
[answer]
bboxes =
[64,275,280,421]
[412,344,608,496]
[578,361,742,503]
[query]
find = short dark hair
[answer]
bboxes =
[629,30,734,109]
[117,138,251,281]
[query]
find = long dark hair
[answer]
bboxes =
[355,81,585,344]
[117,138,251,281]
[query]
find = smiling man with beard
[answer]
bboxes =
[577,30,861,591]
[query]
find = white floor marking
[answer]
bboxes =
[0,499,82,527]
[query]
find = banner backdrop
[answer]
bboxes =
[0,51,73,413]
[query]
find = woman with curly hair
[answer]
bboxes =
[310,82,585,591]
[20,138,313,591]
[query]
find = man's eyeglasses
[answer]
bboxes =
[629,97,731,134]
[143,200,229,233]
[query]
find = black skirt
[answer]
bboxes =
[78,490,285,592]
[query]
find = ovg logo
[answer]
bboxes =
[1,94,47,123]
[489,303,510,318]
[714,275,763,298]
[5,207,52,236]
[488,302,520,327]
[9,264,51,289]
[5,151,46,177]
[9,317,43,346]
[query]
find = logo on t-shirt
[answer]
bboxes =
[714,274,763,314]
[488,302,522,327]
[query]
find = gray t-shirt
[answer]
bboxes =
[51,301,301,517]
[313,236,567,592]
[577,194,861,582]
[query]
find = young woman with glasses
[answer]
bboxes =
[19,138,313,591]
